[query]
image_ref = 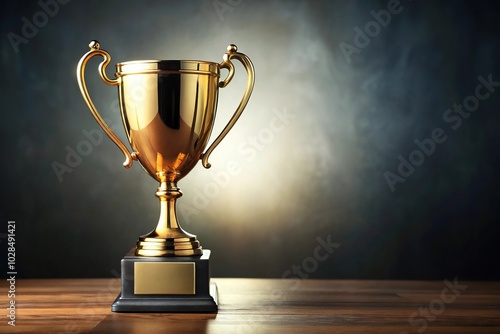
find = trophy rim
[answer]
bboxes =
[116,60,220,76]
[117,59,218,65]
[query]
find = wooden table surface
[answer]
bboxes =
[0,278,499,333]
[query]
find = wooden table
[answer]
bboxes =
[1,278,499,333]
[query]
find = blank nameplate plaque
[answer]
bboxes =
[134,262,196,295]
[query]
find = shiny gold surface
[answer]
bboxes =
[134,262,195,295]
[77,40,255,256]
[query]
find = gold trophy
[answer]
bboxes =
[77,40,254,312]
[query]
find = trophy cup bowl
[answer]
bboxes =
[76,40,254,312]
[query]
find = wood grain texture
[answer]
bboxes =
[0,278,499,333]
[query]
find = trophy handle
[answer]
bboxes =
[201,44,255,168]
[76,40,136,168]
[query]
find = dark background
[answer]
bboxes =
[1,0,499,280]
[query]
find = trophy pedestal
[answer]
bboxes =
[111,249,218,313]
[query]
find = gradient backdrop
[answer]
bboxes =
[1,0,499,280]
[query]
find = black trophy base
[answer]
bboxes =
[111,282,218,313]
[111,249,218,313]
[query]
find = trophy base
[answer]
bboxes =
[111,249,218,313]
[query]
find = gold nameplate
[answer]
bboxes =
[134,262,196,295]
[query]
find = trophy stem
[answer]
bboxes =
[135,181,202,256]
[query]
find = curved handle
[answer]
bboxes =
[201,44,255,169]
[76,40,136,168]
